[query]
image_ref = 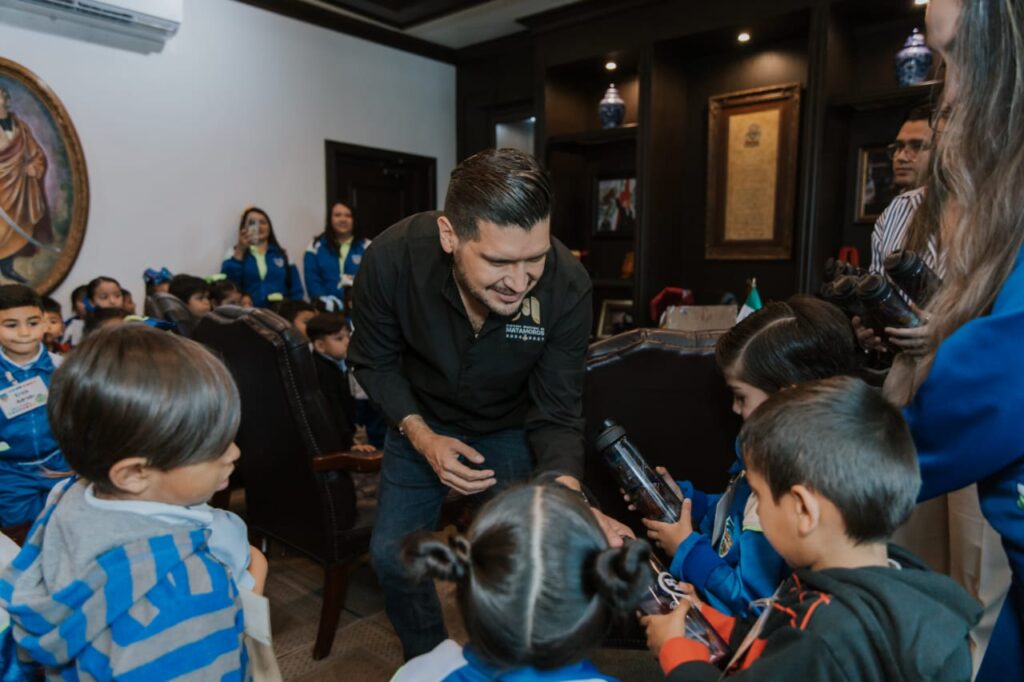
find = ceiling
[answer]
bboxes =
[278,0,585,50]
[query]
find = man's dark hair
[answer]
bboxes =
[715,295,860,393]
[70,285,87,310]
[305,312,348,342]
[84,307,127,335]
[444,148,552,240]
[403,484,650,671]
[904,104,932,125]
[0,284,43,312]
[272,299,315,324]
[41,296,61,316]
[49,325,241,494]
[168,274,209,304]
[740,376,920,543]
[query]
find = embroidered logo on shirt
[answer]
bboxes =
[718,516,737,557]
[507,297,545,342]
[273,257,284,267]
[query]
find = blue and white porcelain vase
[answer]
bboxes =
[599,84,625,129]
[895,29,933,87]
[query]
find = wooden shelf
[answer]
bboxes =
[829,80,942,112]
[546,124,638,149]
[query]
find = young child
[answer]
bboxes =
[168,274,213,318]
[0,325,266,679]
[40,297,68,354]
[306,313,363,451]
[61,285,87,347]
[275,299,316,339]
[0,285,70,527]
[121,289,136,315]
[210,278,243,307]
[636,296,860,617]
[85,276,124,310]
[143,267,173,297]
[395,483,652,680]
[645,377,980,680]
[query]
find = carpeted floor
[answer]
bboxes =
[264,552,662,681]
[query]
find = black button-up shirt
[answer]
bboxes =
[349,211,592,478]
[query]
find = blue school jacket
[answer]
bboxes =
[670,448,788,617]
[221,243,304,307]
[303,235,370,304]
[904,243,1024,682]
[0,347,62,463]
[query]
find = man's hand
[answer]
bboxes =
[351,443,377,453]
[641,599,690,657]
[404,416,496,495]
[557,474,635,547]
[642,498,693,556]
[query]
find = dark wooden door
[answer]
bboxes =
[325,141,436,239]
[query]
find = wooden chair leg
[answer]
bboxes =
[313,561,351,660]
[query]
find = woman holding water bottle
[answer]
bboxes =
[221,206,304,308]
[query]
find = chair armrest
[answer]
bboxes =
[312,450,383,473]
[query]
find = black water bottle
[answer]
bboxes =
[884,250,942,307]
[821,276,867,319]
[857,274,922,343]
[594,419,681,523]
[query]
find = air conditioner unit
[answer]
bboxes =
[0,0,182,52]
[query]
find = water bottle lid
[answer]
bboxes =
[884,250,918,277]
[856,273,890,302]
[594,418,626,452]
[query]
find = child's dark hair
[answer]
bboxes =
[70,285,87,311]
[48,325,241,494]
[168,274,209,304]
[210,279,241,306]
[740,376,920,543]
[273,299,315,325]
[402,484,651,671]
[84,307,127,336]
[305,312,348,342]
[41,296,61,316]
[715,295,859,393]
[0,284,42,312]
[86,276,121,302]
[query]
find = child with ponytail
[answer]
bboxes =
[396,482,652,681]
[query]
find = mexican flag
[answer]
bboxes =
[737,278,763,323]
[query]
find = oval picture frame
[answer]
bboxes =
[0,57,88,294]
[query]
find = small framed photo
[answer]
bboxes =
[597,299,634,338]
[855,145,898,223]
[594,175,637,236]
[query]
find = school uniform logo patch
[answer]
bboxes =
[506,297,545,342]
[273,258,285,267]
[718,516,737,557]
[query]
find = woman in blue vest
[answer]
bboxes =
[221,207,303,308]
[303,201,370,311]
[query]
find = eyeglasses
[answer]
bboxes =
[886,139,932,159]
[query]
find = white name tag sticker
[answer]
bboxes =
[0,377,48,419]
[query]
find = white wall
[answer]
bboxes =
[0,0,456,307]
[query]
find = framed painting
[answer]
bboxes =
[705,83,800,260]
[594,175,636,237]
[596,298,633,339]
[855,145,898,224]
[0,58,88,293]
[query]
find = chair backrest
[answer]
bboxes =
[583,328,741,530]
[145,292,195,337]
[193,307,357,562]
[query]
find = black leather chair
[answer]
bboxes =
[192,306,381,660]
[583,328,741,647]
[144,292,196,337]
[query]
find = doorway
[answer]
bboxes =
[325,141,436,239]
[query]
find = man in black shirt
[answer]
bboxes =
[349,149,630,659]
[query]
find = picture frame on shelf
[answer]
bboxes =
[855,145,897,224]
[705,83,800,260]
[596,298,634,339]
[593,174,637,237]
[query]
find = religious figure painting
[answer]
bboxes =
[0,58,88,293]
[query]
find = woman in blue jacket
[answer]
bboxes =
[221,207,303,308]
[884,2,1024,680]
[303,201,370,311]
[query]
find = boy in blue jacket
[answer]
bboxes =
[0,285,70,527]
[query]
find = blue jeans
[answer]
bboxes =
[370,422,533,660]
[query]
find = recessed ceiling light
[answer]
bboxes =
[737,32,751,43]
[605,61,617,71]
[914,0,928,6]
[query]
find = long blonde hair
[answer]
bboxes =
[924,0,1024,359]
